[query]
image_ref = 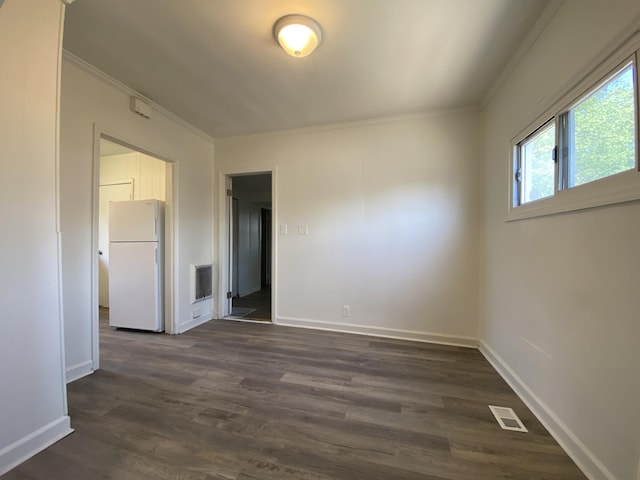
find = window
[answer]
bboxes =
[510,47,639,219]
[515,121,556,205]
[560,63,636,189]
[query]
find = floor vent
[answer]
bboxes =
[489,405,528,432]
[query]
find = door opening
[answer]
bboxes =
[225,173,272,323]
[93,136,175,368]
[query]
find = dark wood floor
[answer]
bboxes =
[231,286,271,322]
[4,318,586,480]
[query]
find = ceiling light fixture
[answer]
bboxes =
[273,14,322,58]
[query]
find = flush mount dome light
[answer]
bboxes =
[273,14,322,58]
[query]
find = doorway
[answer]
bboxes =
[93,136,174,367]
[225,173,272,322]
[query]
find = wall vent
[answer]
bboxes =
[190,263,213,303]
[489,405,528,432]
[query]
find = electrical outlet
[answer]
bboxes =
[192,308,201,319]
[342,305,351,317]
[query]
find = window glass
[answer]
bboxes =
[519,122,555,204]
[566,63,636,187]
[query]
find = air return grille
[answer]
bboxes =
[489,405,528,432]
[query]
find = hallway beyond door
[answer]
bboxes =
[231,286,271,322]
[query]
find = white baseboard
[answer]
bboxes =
[178,313,213,334]
[65,360,93,383]
[479,340,616,480]
[275,316,478,348]
[0,416,73,476]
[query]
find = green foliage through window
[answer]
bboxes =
[566,65,636,187]
[520,123,555,203]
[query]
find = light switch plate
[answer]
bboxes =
[280,224,287,234]
[297,225,308,235]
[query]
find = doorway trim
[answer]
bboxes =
[91,124,179,371]
[217,168,277,323]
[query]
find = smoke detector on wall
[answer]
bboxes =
[130,96,152,119]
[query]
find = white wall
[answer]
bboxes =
[481,2,640,479]
[100,151,167,201]
[60,55,215,381]
[0,0,72,473]
[216,111,482,345]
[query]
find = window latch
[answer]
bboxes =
[515,169,522,183]
[551,146,558,163]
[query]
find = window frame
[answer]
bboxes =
[507,35,640,222]
[513,118,557,207]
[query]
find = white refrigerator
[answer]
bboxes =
[108,199,164,331]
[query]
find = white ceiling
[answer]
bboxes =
[63,0,550,138]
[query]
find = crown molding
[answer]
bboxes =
[62,50,216,144]
[482,0,565,109]
[216,104,481,141]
